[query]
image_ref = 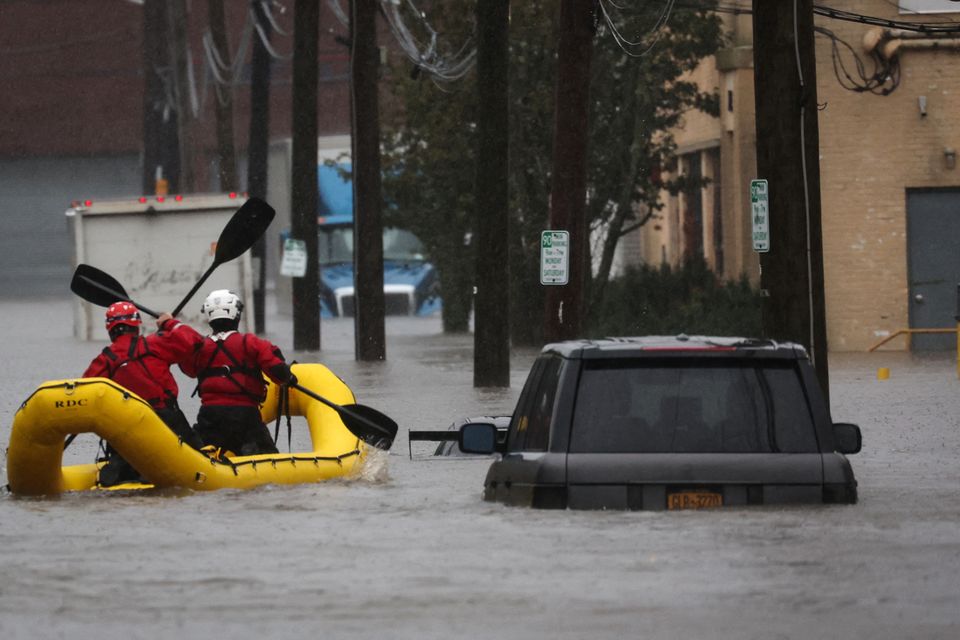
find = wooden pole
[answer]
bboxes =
[291,0,321,351]
[207,0,238,192]
[248,0,273,334]
[168,0,194,193]
[351,0,386,361]
[544,1,593,343]
[752,0,829,400]
[141,0,166,195]
[473,0,511,387]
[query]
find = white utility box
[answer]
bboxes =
[67,193,256,341]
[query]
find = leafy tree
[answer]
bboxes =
[588,256,761,338]
[586,5,722,311]
[379,5,477,333]
[379,2,723,342]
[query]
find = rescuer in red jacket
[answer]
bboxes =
[83,301,205,485]
[178,289,296,456]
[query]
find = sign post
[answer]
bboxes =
[540,230,569,285]
[751,179,770,253]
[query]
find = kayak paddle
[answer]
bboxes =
[70,264,160,318]
[171,196,275,317]
[290,382,398,451]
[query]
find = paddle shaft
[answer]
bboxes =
[171,261,218,318]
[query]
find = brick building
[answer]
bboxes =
[631,0,960,352]
[0,0,351,296]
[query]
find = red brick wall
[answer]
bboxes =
[0,0,352,158]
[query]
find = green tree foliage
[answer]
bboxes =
[587,6,722,310]
[380,7,478,332]
[588,257,761,338]
[380,2,723,341]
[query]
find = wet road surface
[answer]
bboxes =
[1,297,959,639]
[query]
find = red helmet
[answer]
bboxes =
[105,301,142,331]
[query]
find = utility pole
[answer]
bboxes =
[207,0,238,192]
[248,0,273,334]
[752,0,829,400]
[167,0,194,193]
[473,0,510,387]
[142,0,166,194]
[291,0,321,351]
[351,0,386,361]
[544,1,594,343]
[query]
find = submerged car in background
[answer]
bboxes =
[454,336,862,510]
[408,416,510,459]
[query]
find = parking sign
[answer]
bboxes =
[540,230,569,285]
[751,179,769,253]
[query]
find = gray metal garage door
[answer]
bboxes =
[906,188,960,351]
[0,156,139,298]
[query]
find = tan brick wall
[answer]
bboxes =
[636,0,960,351]
[815,1,960,350]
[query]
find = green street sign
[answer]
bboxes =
[751,179,769,253]
[540,230,569,285]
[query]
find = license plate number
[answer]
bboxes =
[667,491,723,510]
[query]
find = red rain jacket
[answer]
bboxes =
[179,330,290,407]
[83,319,199,409]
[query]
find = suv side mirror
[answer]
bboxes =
[833,422,862,455]
[459,422,500,455]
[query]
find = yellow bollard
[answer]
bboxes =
[877,367,890,381]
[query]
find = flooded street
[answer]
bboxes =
[2,296,959,639]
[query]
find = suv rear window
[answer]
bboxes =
[569,359,818,454]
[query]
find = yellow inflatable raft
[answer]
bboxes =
[6,363,367,495]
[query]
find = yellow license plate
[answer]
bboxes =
[667,491,723,510]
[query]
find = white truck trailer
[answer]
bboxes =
[66,193,257,340]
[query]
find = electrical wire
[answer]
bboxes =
[816,26,900,95]
[261,0,292,36]
[380,0,476,81]
[792,0,817,367]
[677,0,960,31]
[598,0,679,58]
[325,0,476,81]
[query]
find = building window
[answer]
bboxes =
[681,151,703,261]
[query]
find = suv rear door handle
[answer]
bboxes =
[914,294,924,303]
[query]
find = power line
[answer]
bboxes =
[813,3,960,32]
[678,0,960,31]
[325,0,476,82]
[598,0,679,58]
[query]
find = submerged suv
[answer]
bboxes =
[459,336,862,510]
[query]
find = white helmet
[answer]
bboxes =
[201,289,244,322]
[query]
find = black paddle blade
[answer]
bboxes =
[70,264,161,318]
[171,197,276,317]
[71,264,130,307]
[214,196,276,264]
[289,382,398,451]
[339,403,399,451]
